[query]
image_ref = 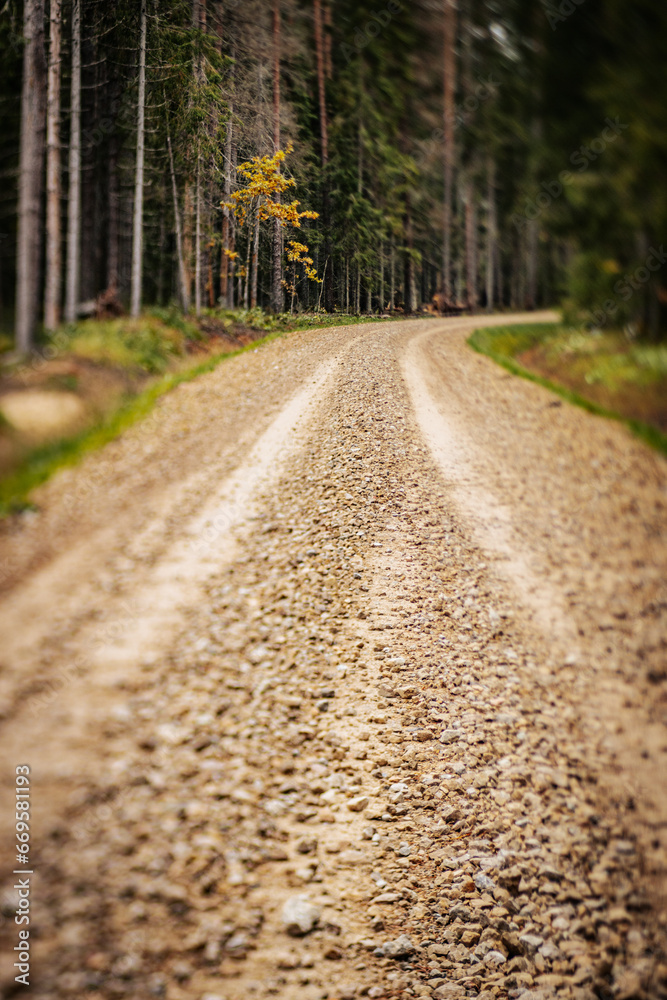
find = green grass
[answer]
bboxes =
[0,330,283,517]
[0,310,410,517]
[468,323,667,458]
[211,308,404,333]
[62,315,187,373]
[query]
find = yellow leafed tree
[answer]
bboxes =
[223,144,320,310]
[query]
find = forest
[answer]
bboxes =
[1,0,666,352]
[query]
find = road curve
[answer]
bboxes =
[0,315,665,1000]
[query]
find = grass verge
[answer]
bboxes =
[468,323,667,458]
[0,310,405,517]
[0,330,284,517]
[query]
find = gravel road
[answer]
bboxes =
[0,315,666,1000]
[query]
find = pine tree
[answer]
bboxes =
[442,0,457,299]
[64,0,81,325]
[15,0,47,351]
[44,0,62,332]
[130,0,147,318]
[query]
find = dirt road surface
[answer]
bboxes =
[1,315,666,1000]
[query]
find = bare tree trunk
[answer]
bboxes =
[379,238,384,311]
[244,212,252,309]
[15,0,46,352]
[464,175,477,311]
[390,239,395,310]
[207,236,215,306]
[314,0,332,310]
[442,0,457,299]
[221,75,234,307]
[345,257,349,312]
[404,195,417,313]
[250,207,260,309]
[226,43,237,310]
[44,0,62,332]
[271,0,282,313]
[105,73,121,295]
[157,201,166,304]
[221,121,232,303]
[194,150,202,315]
[486,155,496,312]
[183,185,194,302]
[228,141,236,309]
[167,125,189,312]
[355,263,360,313]
[313,0,328,165]
[80,28,100,303]
[106,139,120,291]
[526,218,538,309]
[64,0,81,324]
[516,230,526,309]
[194,0,208,312]
[496,241,503,308]
[324,0,333,79]
[130,0,147,318]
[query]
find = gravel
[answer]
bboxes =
[0,315,666,1000]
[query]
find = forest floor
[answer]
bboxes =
[0,314,666,1000]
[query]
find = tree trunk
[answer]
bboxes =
[220,120,232,304]
[15,0,46,352]
[244,210,252,309]
[130,0,147,318]
[250,207,260,309]
[390,239,395,311]
[355,263,360,313]
[515,230,526,309]
[464,175,477,311]
[313,0,328,165]
[192,0,207,313]
[167,125,189,312]
[107,134,120,294]
[79,28,99,302]
[227,139,236,309]
[42,0,62,332]
[314,0,332,310]
[442,0,457,299]
[64,0,81,325]
[271,0,282,313]
[379,238,384,311]
[157,200,166,305]
[324,0,333,79]
[526,218,538,310]
[207,241,215,306]
[495,239,503,308]
[194,151,202,315]
[183,185,194,302]
[404,196,416,313]
[486,156,496,312]
[220,49,235,308]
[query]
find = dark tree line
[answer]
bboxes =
[1,0,666,350]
